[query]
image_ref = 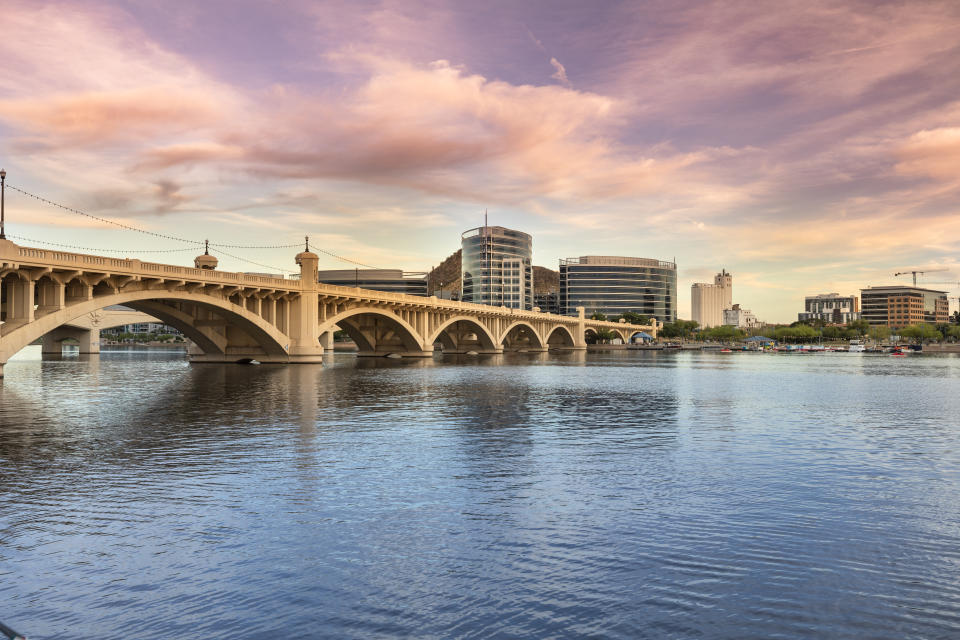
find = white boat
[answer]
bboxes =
[849,339,865,353]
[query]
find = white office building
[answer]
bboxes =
[691,269,732,328]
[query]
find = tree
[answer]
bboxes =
[821,326,843,340]
[899,324,941,344]
[774,324,818,342]
[847,319,870,336]
[701,325,744,342]
[586,328,617,344]
[658,319,698,341]
[590,312,607,321]
[620,311,650,325]
[868,325,891,343]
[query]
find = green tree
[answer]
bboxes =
[590,312,608,321]
[868,325,891,343]
[586,328,617,344]
[774,324,818,342]
[821,326,843,340]
[701,325,744,342]
[620,311,650,325]
[899,324,941,344]
[847,319,870,336]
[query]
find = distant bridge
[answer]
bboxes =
[0,238,658,377]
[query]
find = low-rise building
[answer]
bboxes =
[798,293,860,324]
[860,286,948,328]
[723,304,760,329]
[317,269,428,296]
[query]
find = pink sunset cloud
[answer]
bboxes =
[0,0,957,321]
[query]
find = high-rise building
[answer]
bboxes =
[860,286,948,328]
[461,225,533,310]
[798,293,860,324]
[558,256,677,322]
[534,291,559,315]
[691,270,732,328]
[317,269,428,296]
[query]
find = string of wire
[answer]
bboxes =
[7,235,199,253]
[7,234,295,274]
[6,183,382,268]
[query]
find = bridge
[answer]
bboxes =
[41,308,166,354]
[0,238,658,377]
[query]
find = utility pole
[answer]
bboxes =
[1,168,6,240]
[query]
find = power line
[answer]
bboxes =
[8,183,200,245]
[208,247,295,275]
[7,235,200,253]
[6,183,383,268]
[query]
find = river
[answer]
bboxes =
[2,346,960,639]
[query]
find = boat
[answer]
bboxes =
[720,348,732,353]
[848,339,865,353]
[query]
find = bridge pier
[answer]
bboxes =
[41,327,100,354]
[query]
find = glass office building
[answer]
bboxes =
[860,286,948,328]
[317,269,428,296]
[461,225,533,310]
[559,256,677,322]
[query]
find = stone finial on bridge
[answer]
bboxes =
[194,239,218,270]
[295,236,319,288]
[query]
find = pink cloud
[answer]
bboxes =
[895,127,960,181]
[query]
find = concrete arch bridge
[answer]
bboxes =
[0,239,657,377]
[39,307,171,354]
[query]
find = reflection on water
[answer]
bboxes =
[2,346,960,639]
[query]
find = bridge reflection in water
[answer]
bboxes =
[0,239,657,377]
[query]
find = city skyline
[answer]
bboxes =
[1,0,959,323]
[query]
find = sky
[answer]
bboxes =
[1,0,959,322]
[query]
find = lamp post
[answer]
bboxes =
[0,168,6,240]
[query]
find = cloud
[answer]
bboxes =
[0,88,225,148]
[895,127,960,181]
[549,57,570,87]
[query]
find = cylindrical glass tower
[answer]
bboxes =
[461,225,533,310]
[559,256,677,322]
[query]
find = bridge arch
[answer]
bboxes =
[0,289,290,364]
[319,306,425,356]
[428,316,499,353]
[545,325,576,349]
[500,320,546,351]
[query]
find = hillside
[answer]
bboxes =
[426,249,559,296]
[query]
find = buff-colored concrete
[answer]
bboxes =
[0,239,657,375]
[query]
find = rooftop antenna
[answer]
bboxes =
[305,235,310,252]
[484,209,488,227]
[204,239,210,255]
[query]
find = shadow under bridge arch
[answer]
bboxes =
[545,325,577,349]
[429,316,501,354]
[0,290,291,364]
[500,320,546,352]
[320,307,430,357]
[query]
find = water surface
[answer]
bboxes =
[2,347,960,639]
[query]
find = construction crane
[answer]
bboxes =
[894,267,949,286]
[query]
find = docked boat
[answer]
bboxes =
[848,339,866,353]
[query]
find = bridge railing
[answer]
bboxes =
[315,281,655,331]
[7,243,296,291]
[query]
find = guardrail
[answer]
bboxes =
[3,242,296,291]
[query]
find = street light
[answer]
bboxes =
[0,168,6,240]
